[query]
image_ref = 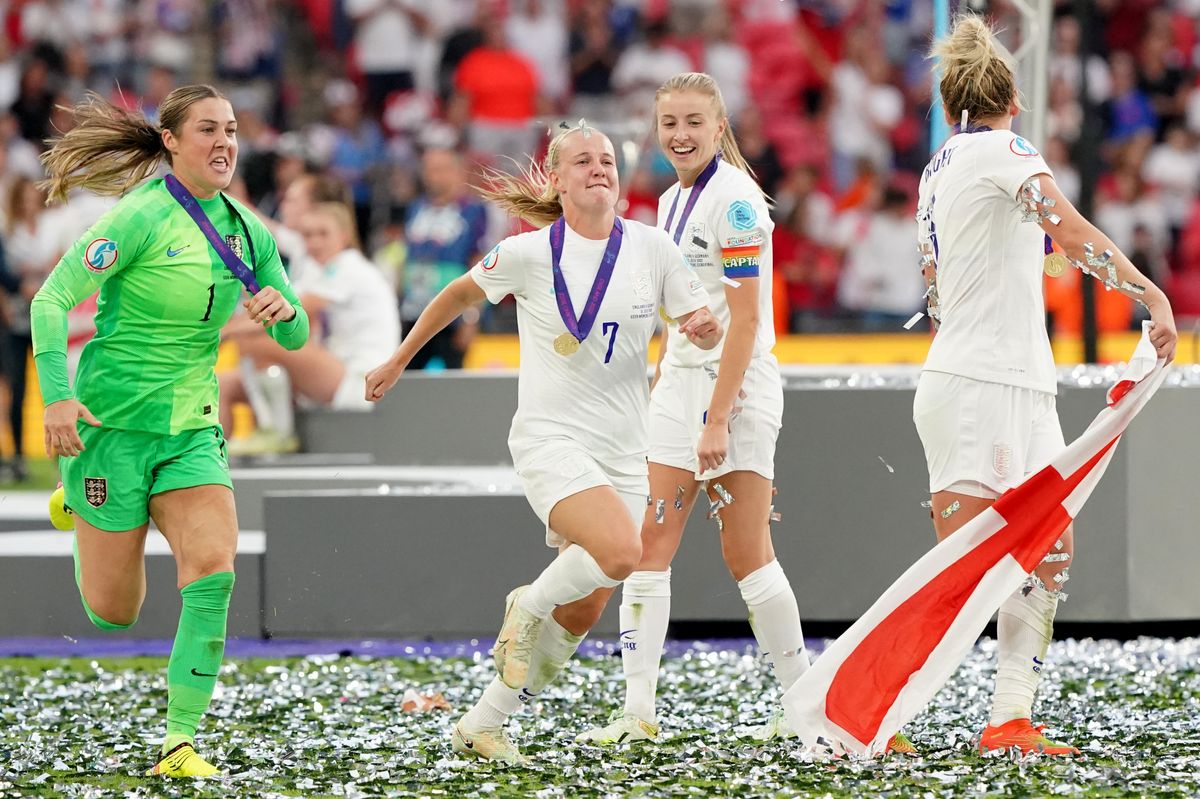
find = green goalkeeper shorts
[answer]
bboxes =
[60,425,233,531]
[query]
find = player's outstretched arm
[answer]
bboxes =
[365,273,488,401]
[1032,174,1177,362]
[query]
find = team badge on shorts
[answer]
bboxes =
[726,200,757,231]
[992,444,1013,479]
[83,477,108,508]
[225,235,245,260]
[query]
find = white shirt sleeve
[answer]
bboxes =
[469,237,525,305]
[985,132,1054,201]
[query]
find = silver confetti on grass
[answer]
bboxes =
[674,486,685,511]
[712,483,734,505]
[940,499,961,519]
[4,638,1200,797]
[655,499,666,524]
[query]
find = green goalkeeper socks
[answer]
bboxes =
[164,571,235,753]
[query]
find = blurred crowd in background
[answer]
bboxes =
[0,0,1199,464]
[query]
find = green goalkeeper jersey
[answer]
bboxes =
[31,178,310,435]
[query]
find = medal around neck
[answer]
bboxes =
[1044,252,1069,278]
[548,215,624,357]
[553,332,581,356]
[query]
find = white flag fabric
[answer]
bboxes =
[781,325,1169,756]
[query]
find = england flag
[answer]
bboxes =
[781,325,1170,756]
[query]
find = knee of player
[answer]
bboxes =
[598,538,642,582]
[178,559,237,590]
[81,593,140,629]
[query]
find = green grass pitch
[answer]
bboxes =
[1,638,1197,798]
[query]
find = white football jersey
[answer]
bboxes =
[657,160,775,368]
[299,248,401,374]
[917,129,1057,394]
[470,218,709,475]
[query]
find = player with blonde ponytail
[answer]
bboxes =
[366,123,722,763]
[915,15,1176,755]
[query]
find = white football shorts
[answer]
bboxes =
[512,439,649,548]
[648,355,782,481]
[913,370,1065,499]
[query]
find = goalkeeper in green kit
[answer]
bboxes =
[32,85,309,777]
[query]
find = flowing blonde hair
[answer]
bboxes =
[931,15,1025,124]
[475,124,608,228]
[654,72,764,197]
[41,85,229,203]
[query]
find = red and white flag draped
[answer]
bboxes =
[782,326,1169,756]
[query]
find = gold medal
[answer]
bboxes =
[1043,252,1069,278]
[553,332,580,356]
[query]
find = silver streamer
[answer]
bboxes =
[654,499,666,524]
[712,484,734,506]
[1042,552,1071,564]
[940,500,961,519]
[878,456,895,474]
[674,486,685,511]
[1018,177,1061,225]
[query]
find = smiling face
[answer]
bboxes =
[162,97,238,199]
[656,89,725,181]
[550,130,619,215]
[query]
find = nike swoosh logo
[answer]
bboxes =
[618,629,637,639]
[190,667,219,677]
[1032,657,1044,665]
[166,245,191,257]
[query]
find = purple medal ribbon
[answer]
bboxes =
[1044,234,1055,256]
[662,154,721,245]
[164,174,261,293]
[549,216,623,344]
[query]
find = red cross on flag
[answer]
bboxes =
[782,325,1169,756]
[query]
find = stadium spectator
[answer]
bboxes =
[506,0,569,107]
[836,185,924,330]
[698,8,750,119]
[4,177,61,481]
[611,17,691,119]
[734,106,784,201]
[450,22,542,165]
[568,0,622,123]
[1142,123,1200,246]
[827,27,904,192]
[1104,51,1158,167]
[344,0,428,114]
[773,199,839,332]
[317,80,388,242]
[401,147,489,369]
[1095,169,1170,274]
[221,201,398,438]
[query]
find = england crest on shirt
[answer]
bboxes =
[225,234,245,261]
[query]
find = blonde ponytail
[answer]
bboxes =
[931,15,1024,124]
[475,124,599,228]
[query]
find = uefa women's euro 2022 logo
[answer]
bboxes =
[83,238,118,272]
[726,200,757,232]
[1009,136,1039,158]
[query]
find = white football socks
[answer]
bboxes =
[619,569,672,722]
[990,582,1059,725]
[738,560,810,692]
[524,613,586,698]
[519,545,620,618]
[460,615,586,732]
